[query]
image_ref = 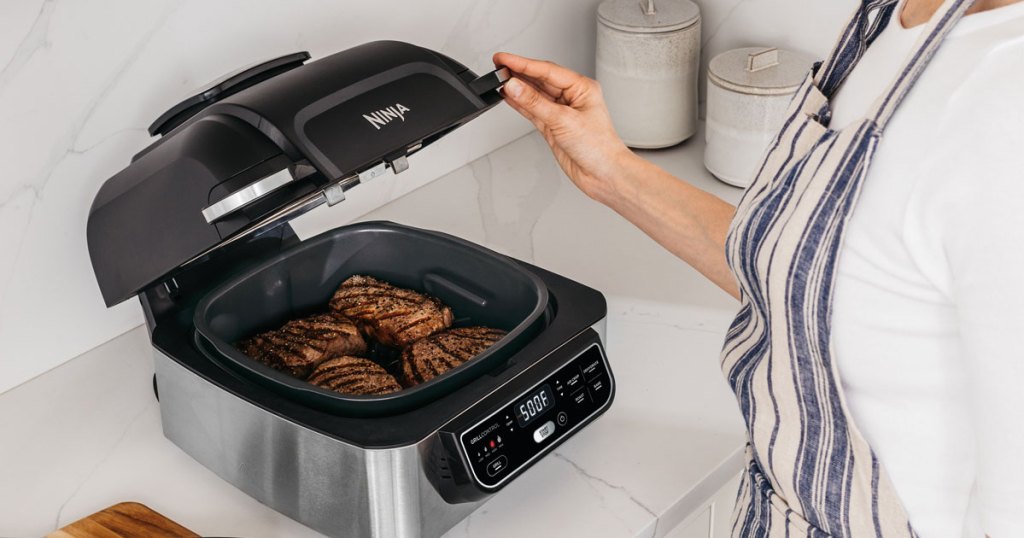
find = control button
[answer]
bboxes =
[581,357,604,380]
[565,371,584,390]
[570,387,589,406]
[557,411,568,426]
[533,421,556,443]
[589,375,609,397]
[486,455,508,477]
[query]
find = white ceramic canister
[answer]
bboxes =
[704,47,816,187]
[596,0,701,149]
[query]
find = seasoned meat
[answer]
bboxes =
[307,356,402,395]
[237,312,366,378]
[278,312,366,358]
[329,275,454,348]
[399,326,507,387]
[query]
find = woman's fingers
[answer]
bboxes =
[502,77,567,128]
[515,73,567,104]
[512,76,557,104]
[493,52,586,93]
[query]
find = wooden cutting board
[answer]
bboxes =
[47,502,199,538]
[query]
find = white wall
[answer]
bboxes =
[0,0,857,394]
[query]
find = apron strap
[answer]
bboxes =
[814,0,901,98]
[868,0,976,130]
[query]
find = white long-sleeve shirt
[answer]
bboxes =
[829,1,1024,536]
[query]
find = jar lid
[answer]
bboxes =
[597,0,700,33]
[708,47,816,95]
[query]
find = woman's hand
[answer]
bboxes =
[493,52,635,202]
[494,52,740,299]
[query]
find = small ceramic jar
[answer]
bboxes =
[704,47,816,187]
[596,0,701,149]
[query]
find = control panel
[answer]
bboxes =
[458,343,613,489]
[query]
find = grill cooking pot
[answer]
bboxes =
[195,221,549,416]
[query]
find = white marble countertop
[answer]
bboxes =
[0,126,748,537]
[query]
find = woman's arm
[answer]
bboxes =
[494,52,740,298]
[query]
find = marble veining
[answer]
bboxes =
[0,0,55,95]
[0,2,176,321]
[614,300,735,335]
[440,0,545,74]
[53,402,156,529]
[470,134,562,261]
[553,451,660,520]
[700,0,748,49]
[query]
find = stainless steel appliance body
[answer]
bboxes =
[154,351,480,538]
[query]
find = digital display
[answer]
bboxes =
[459,343,613,489]
[514,384,554,427]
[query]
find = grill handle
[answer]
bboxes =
[469,67,510,96]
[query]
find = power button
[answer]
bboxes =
[557,411,568,426]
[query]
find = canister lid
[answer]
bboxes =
[708,47,816,95]
[597,0,700,33]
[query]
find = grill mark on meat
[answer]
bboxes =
[335,291,421,304]
[337,297,421,309]
[399,326,507,387]
[332,288,426,302]
[280,325,359,347]
[269,335,319,356]
[393,315,439,334]
[427,347,456,377]
[306,356,402,395]
[324,376,384,393]
[364,310,418,322]
[405,353,426,384]
[418,346,445,380]
[263,334,323,363]
[319,375,375,391]
[307,366,379,385]
[322,376,396,394]
[314,370,379,386]
[258,340,298,362]
[430,340,472,366]
[330,275,454,347]
[236,312,367,378]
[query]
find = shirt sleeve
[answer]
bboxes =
[909,55,1024,536]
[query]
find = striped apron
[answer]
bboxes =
[721,0,974,535]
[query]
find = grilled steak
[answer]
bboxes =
[329,275,454,348]
[307,356,402,395]
[237,312,366,378]
[399,326,507,387]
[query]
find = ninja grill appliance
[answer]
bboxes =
[86,41,615,537]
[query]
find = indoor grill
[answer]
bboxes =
[86,41,615,538]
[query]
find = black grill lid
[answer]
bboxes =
[148,52,312,137]
[87,41,508,307]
